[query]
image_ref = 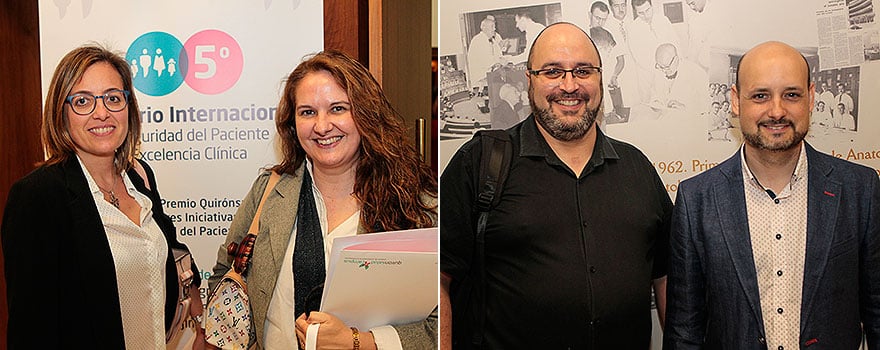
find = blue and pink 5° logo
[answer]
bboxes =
[126,30,244,96]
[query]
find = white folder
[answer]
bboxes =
[320,227,439,330]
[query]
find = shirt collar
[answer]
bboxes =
[75,154,152,214]
[518,115,620,173]
[739,141,808,190]
[76,154,135,195]
[304,158,323,195]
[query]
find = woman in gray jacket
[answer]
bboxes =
[208,50,437,350]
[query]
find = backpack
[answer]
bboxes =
[451,129,513,349]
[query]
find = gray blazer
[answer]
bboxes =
[664,143,880,349]
[209,164,438,349]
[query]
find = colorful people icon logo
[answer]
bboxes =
[127,32,186,96]
[126,30,243,96]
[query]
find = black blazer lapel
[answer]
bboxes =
[60,158,126,341]
[800,144,841,332]
[715,152,767,334]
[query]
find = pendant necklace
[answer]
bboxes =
[97,174,121,209]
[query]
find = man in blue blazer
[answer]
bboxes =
[664,41,880,349]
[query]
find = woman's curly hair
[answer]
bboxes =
[272,50,437,232]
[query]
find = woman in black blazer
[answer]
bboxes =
[1,44,202,349]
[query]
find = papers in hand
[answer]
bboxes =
[320,227,438,330]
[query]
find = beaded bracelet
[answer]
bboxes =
[351,327,360,350]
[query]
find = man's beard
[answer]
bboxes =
[741,117,807,152]
[529,85,600,142]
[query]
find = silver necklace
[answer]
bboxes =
[97,174,120,208]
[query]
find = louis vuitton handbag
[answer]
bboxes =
[205,172,280,349]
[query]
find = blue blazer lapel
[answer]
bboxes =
[800,144,841,331]
[715,152,766,332]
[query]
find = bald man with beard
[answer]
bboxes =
[664,41,880,350]
[441,22,671,349]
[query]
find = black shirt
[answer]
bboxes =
[441,116,672,348]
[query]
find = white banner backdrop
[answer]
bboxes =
[440,0,880,176]
[439,0,879,348]
[39,1,322,347]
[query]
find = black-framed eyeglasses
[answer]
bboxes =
[528,66,602,80]
[65,89,130,115]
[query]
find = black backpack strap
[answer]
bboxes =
[469,129,512,348]
[475,130,510,211]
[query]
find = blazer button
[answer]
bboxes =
[758,337,766,344]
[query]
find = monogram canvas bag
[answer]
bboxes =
[205,172,280,349]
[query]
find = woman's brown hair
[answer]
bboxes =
[41,44,141,173]
[273,50,437,231]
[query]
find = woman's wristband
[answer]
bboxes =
[351,327,360,350]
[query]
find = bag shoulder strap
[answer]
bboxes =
[132,159,151,191]
[232,171,281,275]
[130,160,194,296]
[470,129,513,348]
